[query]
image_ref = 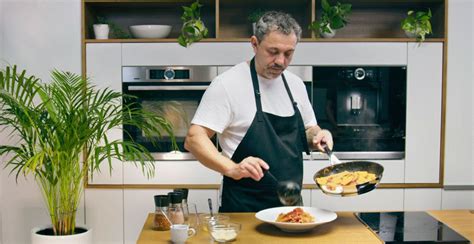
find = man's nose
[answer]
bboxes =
[274,53,286,66]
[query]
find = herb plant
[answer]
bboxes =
[247,8,266,23]
[401,9,432,42]
[178,1,209,47]
[308,0,351,36]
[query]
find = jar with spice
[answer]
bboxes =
[167,192,185,224]
[152,195,171,231]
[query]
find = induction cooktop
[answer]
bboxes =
[355,212,470,244]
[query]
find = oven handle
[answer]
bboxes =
[126,85,208,91]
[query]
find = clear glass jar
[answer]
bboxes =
[152,195,171,231]
[167,192,185,224]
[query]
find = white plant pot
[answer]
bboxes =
[93,24,109,39]
[404,30,417,38]
[32,226,92,244]
[320,26,336,38]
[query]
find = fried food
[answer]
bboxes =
[276,207,315,223]
[316,171,377,191]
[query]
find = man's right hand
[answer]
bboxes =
[224,156,269,181]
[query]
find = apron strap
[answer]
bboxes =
[250,58,264,121]
[282,73,310,155]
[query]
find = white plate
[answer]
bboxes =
[255,206,337,233]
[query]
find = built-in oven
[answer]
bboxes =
[312,66,406,159]
[122,66,218,160]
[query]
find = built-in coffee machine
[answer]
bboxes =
[312,66,406,159]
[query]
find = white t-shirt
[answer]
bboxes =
[192,61,317,158]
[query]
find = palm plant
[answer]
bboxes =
[0,66,176,235]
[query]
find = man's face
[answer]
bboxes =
[251,31,297,79]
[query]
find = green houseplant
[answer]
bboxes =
[178,0,209,47]
[401,9,432,42]
[247,8,266,35]
[308,0,351,38]
[0,66,175,239]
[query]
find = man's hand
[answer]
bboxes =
[312,129,333,152]
[224,156,269,181]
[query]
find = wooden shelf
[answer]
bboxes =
[84,37,446,43]
[82,0,446,41]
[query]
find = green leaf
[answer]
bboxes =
[321,0,331,12]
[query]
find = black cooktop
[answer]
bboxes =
[355,212,470,244]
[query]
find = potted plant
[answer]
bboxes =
[401,9,432,42]
[0,66,176,243]
[96,16,131,39]
[247,8,266,35]
[93,17,109,39]
[178,0,209,47]
[308,0,351,38]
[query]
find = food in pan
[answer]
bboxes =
[276,207,315,223]
[316,170,377,191]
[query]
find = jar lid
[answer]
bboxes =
[167,192,182,204]
[173,188,189,200]
[154,195,169,207]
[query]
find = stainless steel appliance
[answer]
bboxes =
[313,66,406,159]
[122,66,218,160]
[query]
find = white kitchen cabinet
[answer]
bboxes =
[122,43,253,66]
[441,190,474,209]
[123,189,218,244]
[311,189,404,212]
[85,188,124,244]
[86,43,124,184]
[123,161,221,184]
[405,43,443,183]
[404,189,442,211]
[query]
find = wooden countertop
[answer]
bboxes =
[137,210,474,243]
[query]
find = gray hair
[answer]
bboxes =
[254,11,302,42]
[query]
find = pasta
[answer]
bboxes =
[276,207,315,223]
[316,170,376,191]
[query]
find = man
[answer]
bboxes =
[185,11,333,212]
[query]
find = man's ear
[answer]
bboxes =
[250,36,258,53]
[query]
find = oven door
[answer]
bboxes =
[123,82,215,160]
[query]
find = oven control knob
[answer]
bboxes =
[354,68,366,80]
[164,68,175,80]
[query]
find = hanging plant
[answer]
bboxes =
[401,9,432,42]
[178,1,209,47]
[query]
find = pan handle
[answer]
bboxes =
[323,145,342,166]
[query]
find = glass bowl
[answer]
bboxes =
[208,222,241,243]
[198,214,230,232]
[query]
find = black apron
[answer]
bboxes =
[219,58,309,213]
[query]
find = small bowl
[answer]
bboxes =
[199,214,230,232]
[129,25,172,39]
[208,222,241,243]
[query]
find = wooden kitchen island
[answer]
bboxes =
[136,210,474,243]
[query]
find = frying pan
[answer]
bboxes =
[313,148,384,197]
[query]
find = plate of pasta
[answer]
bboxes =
[255,206,337,232]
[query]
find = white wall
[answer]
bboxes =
[0,1,81,244]
[444,0,474,186]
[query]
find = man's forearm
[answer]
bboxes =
[184,129,235,175]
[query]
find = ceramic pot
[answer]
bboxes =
[404,30,417,38]
[93,24,109,39]
[320,25,336,38]
[31,226,92,244]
